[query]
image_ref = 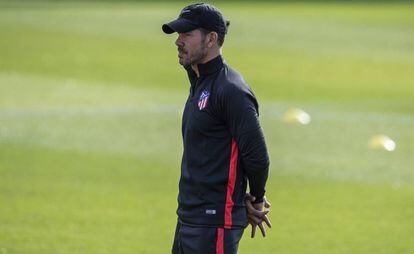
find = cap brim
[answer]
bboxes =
[162,18,198,34]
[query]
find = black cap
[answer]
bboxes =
[162,3,229,35]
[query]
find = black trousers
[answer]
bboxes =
[172,221,244,254]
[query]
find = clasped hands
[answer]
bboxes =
[245,193,272,238]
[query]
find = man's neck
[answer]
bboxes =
[191,51,221,78]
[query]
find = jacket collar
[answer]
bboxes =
[198,55,225,76]
[185,55,225,77]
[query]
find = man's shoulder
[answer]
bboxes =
[216,64,253,98]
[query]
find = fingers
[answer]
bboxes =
[249,211,271,228]
[251,224,257,238]
[258,222,266,237]
[264,197,271,209]
[248,213,262,225]
[248,217,257,238]
[262,214,272,228]
[249,219,267,238]
[246,200,269,217]
[245,193,272,238]
[249,216,270,238]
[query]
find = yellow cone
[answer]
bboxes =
[283,108,311,125]
[369,135,396,151]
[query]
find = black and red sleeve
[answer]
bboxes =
[217,83,270,202]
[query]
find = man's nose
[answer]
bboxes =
[175,37,184,47]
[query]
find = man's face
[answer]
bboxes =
[175,29,207,66]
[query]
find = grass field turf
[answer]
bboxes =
[1,1,414,253]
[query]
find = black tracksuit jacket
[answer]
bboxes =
[178,55,269,229]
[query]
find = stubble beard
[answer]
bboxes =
[178,43,207,67]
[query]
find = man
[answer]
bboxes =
[162,3,271,254]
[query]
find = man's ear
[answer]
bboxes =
[207,32,218,48]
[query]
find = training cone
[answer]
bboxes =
[369,135,396,151]
[283,108,311,125]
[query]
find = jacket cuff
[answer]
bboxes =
[251,195,264,204]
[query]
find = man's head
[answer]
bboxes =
[162,3,230,66]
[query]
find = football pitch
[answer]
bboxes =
[1,1,414,253]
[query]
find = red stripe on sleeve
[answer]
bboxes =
[224,139,238,229]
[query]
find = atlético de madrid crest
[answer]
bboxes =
[198,90,210,110]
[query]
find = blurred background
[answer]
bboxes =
[1,0,413,253]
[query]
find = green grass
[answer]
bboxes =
[1,1,414,253]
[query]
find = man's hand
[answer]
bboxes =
[245,193,272,238]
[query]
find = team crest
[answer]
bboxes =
[198,90,210,110]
